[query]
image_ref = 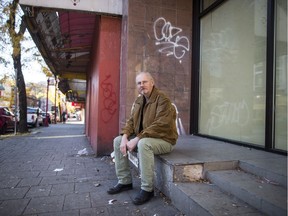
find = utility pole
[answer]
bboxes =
[54,76,58,124]
[44,78,50,126]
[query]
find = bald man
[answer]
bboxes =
[107,72,178,205]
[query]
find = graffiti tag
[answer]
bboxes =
[207,100,250,133]
[100,75,117,123]
[153,17,190,60]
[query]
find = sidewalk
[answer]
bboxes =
[0,120,183,216]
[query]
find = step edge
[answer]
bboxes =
[206,170,287,216]
[169,182,264,216]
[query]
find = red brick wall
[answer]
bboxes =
[120,0,192,134]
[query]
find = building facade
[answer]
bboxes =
[116,0,287,154]
[20,0,287,155]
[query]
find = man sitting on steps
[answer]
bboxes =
[107,71,178,205]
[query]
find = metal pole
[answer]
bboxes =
[54,76,57,124]
[14,86,17,135]
[44,78,50,126]
[14,68,17,135]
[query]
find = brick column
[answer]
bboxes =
[88,16,121,156]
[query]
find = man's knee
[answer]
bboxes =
[113,135,122,150]
[137,138,151,153]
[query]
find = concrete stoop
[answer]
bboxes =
[154,156,287,216]
[206,169,286,216]
[169,182,264,216]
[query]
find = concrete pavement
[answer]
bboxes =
[0,120,183,216]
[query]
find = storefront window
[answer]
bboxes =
[201,0,217,11]
[199,0,267,145]
[274,0,287,151]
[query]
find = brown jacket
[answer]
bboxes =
[121,87,178,145]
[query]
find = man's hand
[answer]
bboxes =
[120,135,129,156]
[127,137,139,152]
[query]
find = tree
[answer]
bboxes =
[1,0,28,133]
[1,0,49,133]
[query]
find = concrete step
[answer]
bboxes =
[154,155,287,216]
[169,182,264,216]
[140,136,286,216]
[239,159,287,188]
[153,157,267,215]
[206,169,287,216]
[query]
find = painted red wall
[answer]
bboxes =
[87,16,121,156]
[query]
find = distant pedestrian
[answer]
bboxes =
[62,110,67,123]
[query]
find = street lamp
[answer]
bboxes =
[44,78,50,127]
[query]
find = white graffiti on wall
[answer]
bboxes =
[206,100,250,133]
[153,17,190,60]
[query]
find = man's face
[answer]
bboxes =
[136,73,154,97]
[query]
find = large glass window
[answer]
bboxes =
[201,0,218,11]
[274,0,287,151]
[199,0,267,145]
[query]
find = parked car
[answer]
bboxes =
[0,106,17,134]
[27,107,44,127]
[69,113,77,118]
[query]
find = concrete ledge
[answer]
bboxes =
[239,160,287,188]
[129,135,287,216]
[153,136,287,216]
[170,182,262,216]
[206,170,287,216]
[130,135,287,189]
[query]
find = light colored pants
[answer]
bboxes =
[113,135,173,192]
